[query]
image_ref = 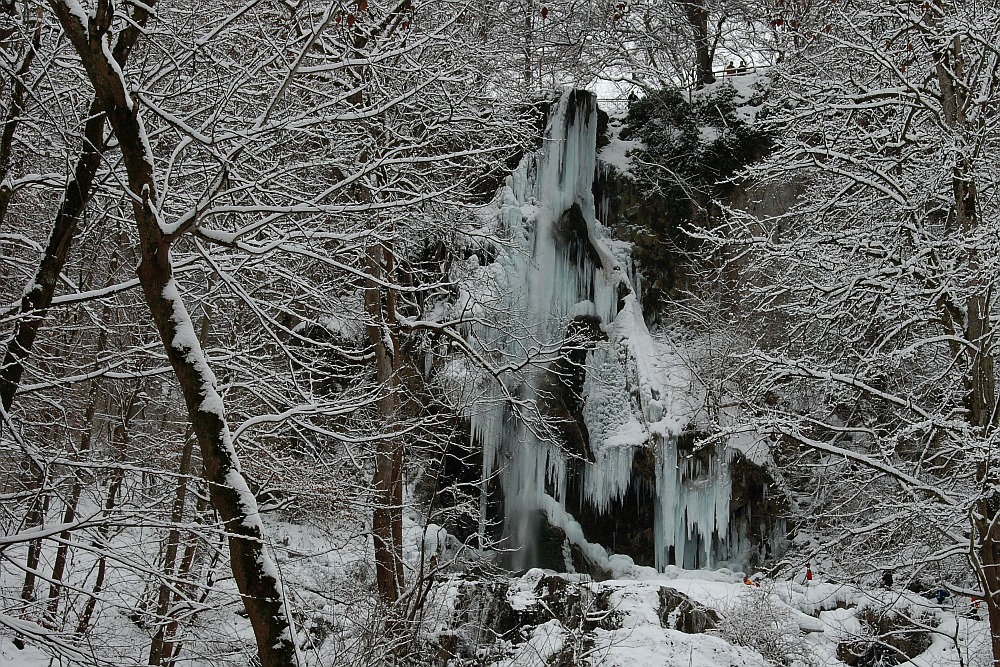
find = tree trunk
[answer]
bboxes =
[19,490,49,604]
[74,468,124,636]
[128,151,298,667]
[929,22,1000,665]
[0,10,42,231]
[150,297,209,665]
[0,99,107,582]
[0,98,105,414]
[161,493,210,666]
[43,277,117,628]
[364,243,404,611]
[681,0,715,87]
[49,3,297,663]
[148,431,195,665]
[0,0,154,414]
[523,0,534,87]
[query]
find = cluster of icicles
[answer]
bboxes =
[466,89,733,571]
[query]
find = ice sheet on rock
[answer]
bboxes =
[537,493,610,568]
[581,345,643,512]
[608,296,731,570]
[608,296,696,438]
[460,89,637,568]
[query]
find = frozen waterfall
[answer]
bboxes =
[466,89,736,571]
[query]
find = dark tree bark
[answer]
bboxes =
[48,2,297,663]
[42,265,119,628]
[3,7,149,617]
[150,301,208,666]
[0,0,157,414]
[364,243,405,610]
[42,375,100,627]
[160,493,211,666]
[0,98,105,414]
[18,489,48,603]
[0,10,43,230]
[147,431,195,665]
[925,15,998,663]
[681,0,715,87]
[74,467,124,636]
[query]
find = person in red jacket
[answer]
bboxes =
[804,563,813,586]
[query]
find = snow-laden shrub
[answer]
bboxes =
[713,585,817,667]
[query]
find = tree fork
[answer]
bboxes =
[48,1,298,663]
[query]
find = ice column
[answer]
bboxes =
[469,89,733,571]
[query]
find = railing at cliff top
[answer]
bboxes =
[597,98,631,116]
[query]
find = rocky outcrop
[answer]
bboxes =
[440,570,621,663]
[657,587,721,633]
[836,608,932,667]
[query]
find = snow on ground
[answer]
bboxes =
[589,624,766,667]
[0,637,50,667]
[3,504,994,667]
[490,566,993,667]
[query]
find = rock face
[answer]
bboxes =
[657,586,721,633]
[440,570,621,663]
[448,88,787,575]
[836,608,932,667]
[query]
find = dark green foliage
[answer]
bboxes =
[604,84,772,314]
[623,84,772,196]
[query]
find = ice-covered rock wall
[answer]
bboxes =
[464,89,742,571]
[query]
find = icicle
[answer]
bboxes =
[583,444,635,514]
[464,88,738,572]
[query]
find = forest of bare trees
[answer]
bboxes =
[0,0,997,665]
